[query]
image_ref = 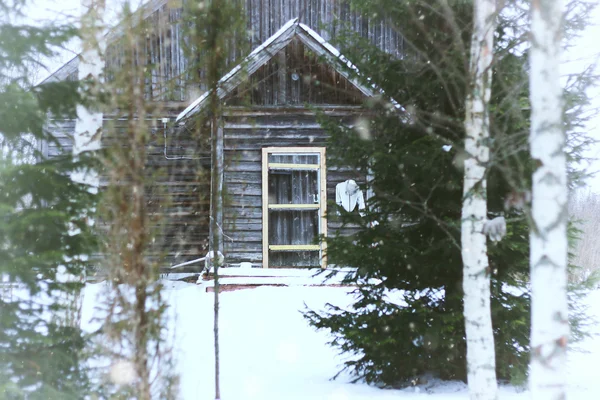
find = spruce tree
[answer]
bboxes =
[305,0,595,386]
[0,1,97,397]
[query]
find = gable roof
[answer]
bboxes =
[176,18,390,123]
[41,0,171,84]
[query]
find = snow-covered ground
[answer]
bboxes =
[81,280,600,399]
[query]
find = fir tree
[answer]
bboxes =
[305,0,595,386]
[0,0,97,397]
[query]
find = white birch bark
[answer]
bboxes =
[75,0,105,159]
[529,0,569,398]
[67,0,105,328]
[461,0,498,399]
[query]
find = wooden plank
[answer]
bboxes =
[223,216,261,224]
[268,204,320,210]
[225,150,262,162]
[223,227,261,240]
[263,146,326,153]
[178,19,299,120]
[229,196,261,207]
[224,123,324,130]
[224,222,263,231]
[225,141,328,152]
[225,131,328,141]
[224,113,360,129]
[268,163,320,170]
[224,239,263,250]
[269,244,320,251]
[225,161,263,172]
[224,206,262,217]
[222,106,365,116]
[224,251,263,263]
[225,182,262,196]
[224,171,262,183]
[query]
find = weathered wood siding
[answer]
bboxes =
[45,112,211,267]
[244,0,403,54]
[105,6,189,101]
[44,119,75,158]
[225,37,365,106]
[101,0,402,101]
[101,112,211,265]
[42,0,395,267]
[222,107,366,265]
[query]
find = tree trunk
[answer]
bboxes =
[461,0,498,399]
[70,0,105,329]
[210,113,223,400]
[75,0,105,156]
[207,3,225,398]
[529,0,569,398]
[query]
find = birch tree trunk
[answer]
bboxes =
[75,0,105,157]
[67,0,105,328]
[461,0,498,398]
[529,0,569,398]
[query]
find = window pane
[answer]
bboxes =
[268,170,319,204]
[268,210,319,245]
[268,153,319,165]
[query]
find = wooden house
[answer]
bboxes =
[42,0,402,270]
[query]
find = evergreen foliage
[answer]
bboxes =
[305,0,595,386]
[0,1,97,397]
